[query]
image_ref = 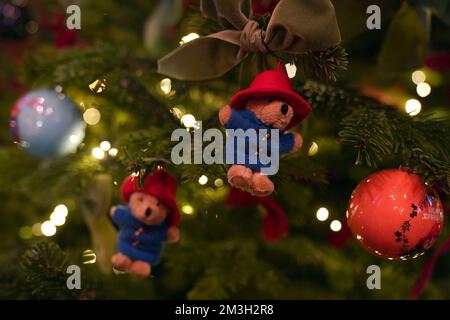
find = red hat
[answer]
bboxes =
[230,65,312,130]
[120,169,180,226]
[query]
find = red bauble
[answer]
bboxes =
[347,169,444,260]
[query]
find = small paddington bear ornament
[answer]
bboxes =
[110,169,180,277]
[219,64,312,197]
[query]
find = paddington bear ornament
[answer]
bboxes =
[219,65,312,196]
[110,169,180,277]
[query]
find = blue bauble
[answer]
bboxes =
[9,89,85,157]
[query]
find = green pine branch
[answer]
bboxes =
[276,45,349,83]
[0,241,90,299]
[23,43,175,125]
[297,80,450,192]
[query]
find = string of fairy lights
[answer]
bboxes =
[315,207,342,232]
[18,33,433,241]
[405,69,432,116]
[313,69,436,234]
[159,35,322,217]
[17,73,113,239]
[19,204,69,239]
[92,140,118,159]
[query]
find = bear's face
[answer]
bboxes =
[245,98,294,130]
[129,192,170,225]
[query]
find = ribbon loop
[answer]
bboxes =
[158,0,341,80]
[238,20,267,59]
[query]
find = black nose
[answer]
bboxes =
[145,208,152,217]
[281,104,289,115]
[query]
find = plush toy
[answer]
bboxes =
[110,169,180,277]
[219,65,312,196]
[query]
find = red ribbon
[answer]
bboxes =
[226,187,288,242]
[410,234,450,299]
[411,195,450,299]
[426,52,450,71]
[252,0,280,16]
[40,12,78,48]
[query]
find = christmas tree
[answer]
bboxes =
[0,0,449,300]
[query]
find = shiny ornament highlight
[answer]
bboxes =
[10,89,85,157]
